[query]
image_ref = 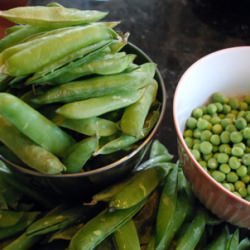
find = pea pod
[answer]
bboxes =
[147,236,156,250]
[64,137,97,173]
[175,209,206,250]
[5,25,25,35]
[109,167,167,210]
[0,117,65,174]
[113,220,140,250]
[0,211,39,240]
[95,110,159,155]
[4,24,116,76]
[3,233,42,250]
[0,210,25,227]
[150,140,173,159]
[0,6,108,27]
[226,229,239,250]
[238,238,250,250]
[121,80,158,137]
[0,93,75,157]
[32,62,156,104]
[50,52,136,84]
[53,115,118,137]
[69,201,145,250]
[206,228,229,250]
[56,89,144,119]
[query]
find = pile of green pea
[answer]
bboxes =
[184,92,250,201]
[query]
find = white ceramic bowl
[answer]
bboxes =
[174,46,250,228]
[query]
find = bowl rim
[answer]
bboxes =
[8,42,167,178]
[173,46,250,206]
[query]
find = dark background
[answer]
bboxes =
[29,0,250,157]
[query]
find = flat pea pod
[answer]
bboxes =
[0,211,39,240]
[206,228,228,250]
[4,24,116,76]
[121,80,158,137]
[0,210,24,227]
[69,201,145,250]
[0,116,65,174]
[150,140,173,160]
[3,233,42,250]
[51,52,136,84]
[109,167,167,209]
[0,25,52,52]
[0,6,107,27]
[155,166,178,250]
[175,209,206,250]
[32,63,156,104]
[113,220,140,250]
[226,229,239,250]
[63,137,97,173]
[26,206,89,237]
[56,89,144,119]
[53,115,118,137]
[95,110,160,155]
[0,93,75,157]
[5,25,25,35]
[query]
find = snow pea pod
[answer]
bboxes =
[0,25,52,52]
[0,93,75,157]
[226,229,239,250]
[175,209,206,250]
[4,24,116,76]
[206,228,228,250]
[69,201,145,250]
[0,116,65,174]
[0,6,108,27]
[56,89,144,119]
[113,220,140,250]
[95,109,159,155]
[121,80,158,137]
[0,211,39,240]
[5,25,25,35]
[53,115,118,137]
[51,52,136,84]
[109,167,167,210]
[32,62,156,104]
[0,210,24,227]
[64,137,97,173]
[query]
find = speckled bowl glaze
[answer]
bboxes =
[173,46,250,229]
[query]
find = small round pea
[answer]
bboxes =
[223,104,231,114]
[235,181,246,191]
[235,117,247,130]
[221,118,232,128]
[185,137,193,148]
[207,103,217,115]
[243,127,250,140]
[203,153,213,161]
[220,131,230,144]
[212,92,227,104]
[238,187,247,197]
[230,131,243,143]
[219,144,231,154]
[239,101,248,110]
[210,116,221,125]
[212,124,223,134]
[216,153,229,164]
[197,118,210,130]
[215,102,223,112]
[237,110,245,118]
[207,158,218,169]
[223,183,232,191]
[193,129,201,139]
[210,134,220,145]
[236,165,248,177]
[242,154,250,166]
[199,160,207,169]
[200,141,213,155]
[192,149,200,161]
[234,142,246,151]
[200,130,212,141]
[211,170,225,182]
[203,114,211,121]
[212,145,219,153]
[241,175,250,184]
[227,172,239,183]
[192,108,203,118]
[219,164,231,174]
[231,146,244,157]
[232,191,241,197]
[193,143,200,150]
[226,124,236,133]
[244,111,250,122]
[186,117,197,129]
[229,156,241,170]
[229,98,240,109]
[184,129,193,138]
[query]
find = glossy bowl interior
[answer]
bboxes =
[174,46,250,228]
[4,42,166,201]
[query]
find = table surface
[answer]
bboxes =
[0,1,249,248]
[28,0,250,157]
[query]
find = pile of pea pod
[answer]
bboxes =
[0,140,248,250]
[0,2,161,174]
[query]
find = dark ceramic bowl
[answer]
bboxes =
[173,47,250,229]
[2,43,166,201]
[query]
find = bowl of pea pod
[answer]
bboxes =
[174,46,250,229]
[0,3,166,199]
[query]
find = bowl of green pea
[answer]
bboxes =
[173,46,250,228]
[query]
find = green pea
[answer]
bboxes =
[203,114,211,121]
[199,161,207,169]
[234,142,246,151]
[207,158,218,169]
[227,172,239,183]
[229,98,240,109]
[226,124,236,133]
[239,101,248,110]
[184,129,193,138]
[193,129,201,139]
[234,181,245,191]
[237,110,245,118]
[203,153,213,161]
[232,191,241,197]
[238,187,247,197]
[241,175,250,184]
[212,145,219,153]
[223,104,231,114]
[211,171,225,182]
[193,143,200,151]
[185,137,193,148]
[231,146,244,157]
[210,116,220,125]
[229,157,241,170]
[212,92,228,104]
[200,141,213,155]
[207,104,217,115]
[197,118,209,130]
[219,164,230,174]
[212,124,223,134]
[219,144,231,154]
[230,131,243,143]
[244,111,250,122]
[223,183,232,191]
[221,118,232,128]
[200,130,212,141]
[236,165,248,177]
[235,117,247,130]
[192,149,200,161]
[220,131,230,143]
[210,134,220,145]
[215,102,223,112]
[242,154,250,166]
[216,153,229,164]
[243,127,250,139]
[192,108,203,118]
